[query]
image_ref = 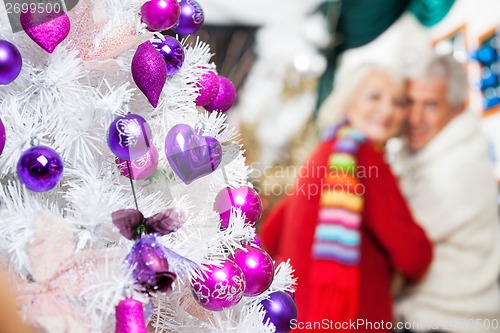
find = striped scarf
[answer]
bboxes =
[308,123,365,325]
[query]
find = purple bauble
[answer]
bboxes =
[214,186,262,229]
[125,234,177,292]
[0,40,22,85]
[260,291,297,333]
[151,36,185,76]
[171,0,204,35]
[141,0,180,31]
[0,118,5,156]
[116,144,159,180]
[204,76,237,112]
[191,259,246,311]
[232,245,274,296]
[108,114,153,161]
[195,71,220,106]
[17,146,63,192]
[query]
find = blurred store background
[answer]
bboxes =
[188,0,500,214]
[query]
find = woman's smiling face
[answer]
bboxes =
[345,69,408,144]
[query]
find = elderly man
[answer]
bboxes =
[394,55,500,333]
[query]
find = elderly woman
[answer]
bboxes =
[259,64,433,332]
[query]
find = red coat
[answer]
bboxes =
[259,138,432,332]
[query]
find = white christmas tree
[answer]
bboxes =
[0,0,296,332]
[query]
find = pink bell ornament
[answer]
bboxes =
[115,297,148,333]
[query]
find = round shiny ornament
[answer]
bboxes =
[260,291,297,333]
[132,41,167,108]
[0,40,22,85]
[204,76,237,112]
[195,71,220,106]
[115,297,148,333]
[20,10,70,53]
[116,144,159,180]
[17,146,64,192]
[107,114,153,161]
[141,0,180,31]
[0,118,5,156]
[151,36,185,76]
[232,245,274,296]
[191,259,246,311]
[214,186,262,229]
[171,0,204,35]
[475,45,497,65]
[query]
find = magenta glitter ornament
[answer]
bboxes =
[0,118,5,156]
[141,0,180,31]
[114,297,148,333]
[20,10,70,53]
[151,36,185,76]
[232,245,274,296]
[214,186,262,229]
[191,259,246,311]
[17,146,64,192]
[195,71,220,106]
[132,42,167,108]
[0,40,22,85]
[116,144,159,180]
[107,114,153,161]
[172,0,204,35]
[203,76,236,112]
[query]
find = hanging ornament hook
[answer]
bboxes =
[30,136,40,147]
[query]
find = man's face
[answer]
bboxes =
[407,76,461,151]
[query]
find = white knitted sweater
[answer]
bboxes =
[393,111,500,333]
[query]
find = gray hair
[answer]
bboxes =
[317,63,406,131]
[410,54,467,110]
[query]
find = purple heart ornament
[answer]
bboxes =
[165,124,222,184]
[20,10,70,53]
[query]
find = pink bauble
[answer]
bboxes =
[214,186,262,229]
[203,76,236,112]
[116,144,159,180]
[141,0,180,31]
[232,245,274,296]
[191,259,245,311]
[195,71,220,106]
